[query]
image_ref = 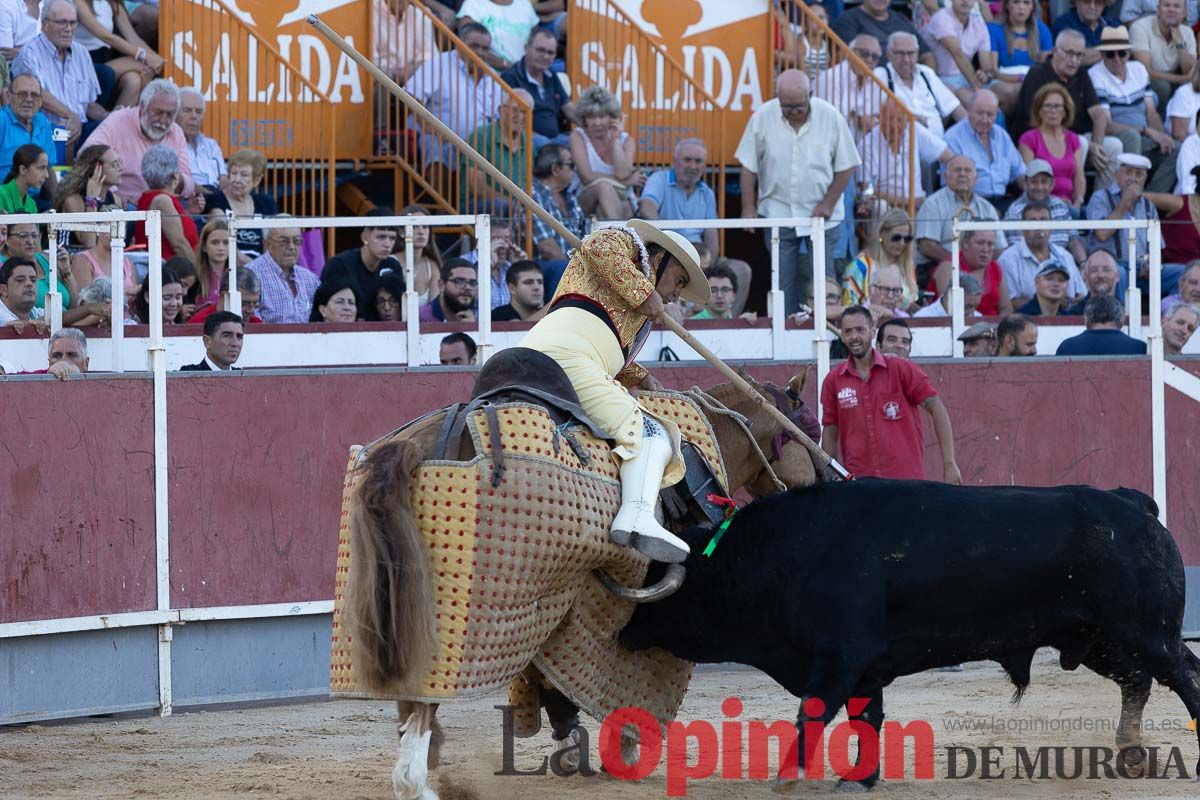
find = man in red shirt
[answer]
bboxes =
[820,305,962,482]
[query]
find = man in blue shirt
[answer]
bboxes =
[499,28,573,150]
[638,137,752,313]
[1056,294,1147,354]
[638,138,718,250]
[942,89,1024,211]
[1052,0,1118,65]
[0,74,57,207]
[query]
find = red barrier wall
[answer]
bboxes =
[1,377,157,623]
[4,360,1199,624]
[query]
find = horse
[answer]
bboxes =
[344,368,823,800]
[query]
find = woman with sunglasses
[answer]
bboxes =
[841,208,920,311]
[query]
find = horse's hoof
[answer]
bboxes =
[553,728,584,773]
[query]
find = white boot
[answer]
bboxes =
[610,422,690,563]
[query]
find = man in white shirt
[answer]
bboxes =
[998,201,1087,305]
[1129,0,1197,115]
[1176,130,1200,191]
[813,34,885,133]
[0,0,38,62]
[858,99,953,207]
[177,87,225,190]
[874,31,966,136]
[0,257,45,328]
[404,22,504,166]
[736,69,862,315]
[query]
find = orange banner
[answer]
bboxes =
[164,0,371,159]
[570,0,771,162]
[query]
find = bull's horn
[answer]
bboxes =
[594,564,685,603]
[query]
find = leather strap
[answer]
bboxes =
[434,402,463,460]
[485,403,505,488]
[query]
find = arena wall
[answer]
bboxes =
[4,359,1200,722]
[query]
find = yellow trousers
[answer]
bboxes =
[520,307,684,487]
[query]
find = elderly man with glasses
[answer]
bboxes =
[0,74,58,203]
[1013,29,1123,183]
[11,0,109,144]
[245,224,319,324]
[736,69,861,316]
[874,31,965,136]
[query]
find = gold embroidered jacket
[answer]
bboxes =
[550,227,654,387]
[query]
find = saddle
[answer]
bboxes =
[433,348,610,473]
[434,347,728,525]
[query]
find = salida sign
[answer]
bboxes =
[571,0,770,159]
[165,0,371,158]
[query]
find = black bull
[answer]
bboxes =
[618,478,1200,788]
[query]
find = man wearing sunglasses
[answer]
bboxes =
[1088,24,1178,188]
[1129,0,1197,118]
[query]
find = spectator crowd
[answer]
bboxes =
[0,0,1197,367]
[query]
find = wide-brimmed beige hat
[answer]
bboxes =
[1097,26,1131,51]
[626,219,710,306]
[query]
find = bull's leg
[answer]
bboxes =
[1141,642,1200,780]
[394,701,441,800]
[836,686,884,792]
[1079,639,1151,777]
[771,669,865,795]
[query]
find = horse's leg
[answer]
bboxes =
[542,686,585,772]
[394,701,440,800]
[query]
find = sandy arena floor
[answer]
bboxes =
[4,649,1200,799]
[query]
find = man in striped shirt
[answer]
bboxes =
[1002,159,1087,265]
[12,0,106,144]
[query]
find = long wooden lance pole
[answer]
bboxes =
[306,14,850,480]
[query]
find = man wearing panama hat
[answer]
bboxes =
[519,220,708,563]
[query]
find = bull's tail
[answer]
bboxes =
[1111,487,1159,518]
[347,438,437,691]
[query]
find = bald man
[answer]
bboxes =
[942,89,1027,210]
[735,69,861,315]
[914,154,1001,285]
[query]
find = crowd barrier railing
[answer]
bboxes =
[226,213,493,362]
[950,218,1159,357]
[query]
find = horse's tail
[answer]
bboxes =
[347,438,437,691]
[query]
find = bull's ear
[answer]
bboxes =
[735,365,755,385]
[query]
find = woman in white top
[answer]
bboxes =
[567,86,644,220]
[74,0,164,105]
[397,204,442,305]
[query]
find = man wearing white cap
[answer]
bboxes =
[1002,159,1088,264]
[1085,151,1186,295]
[520,220,709,563]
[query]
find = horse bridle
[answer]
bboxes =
[760,383,817,466]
